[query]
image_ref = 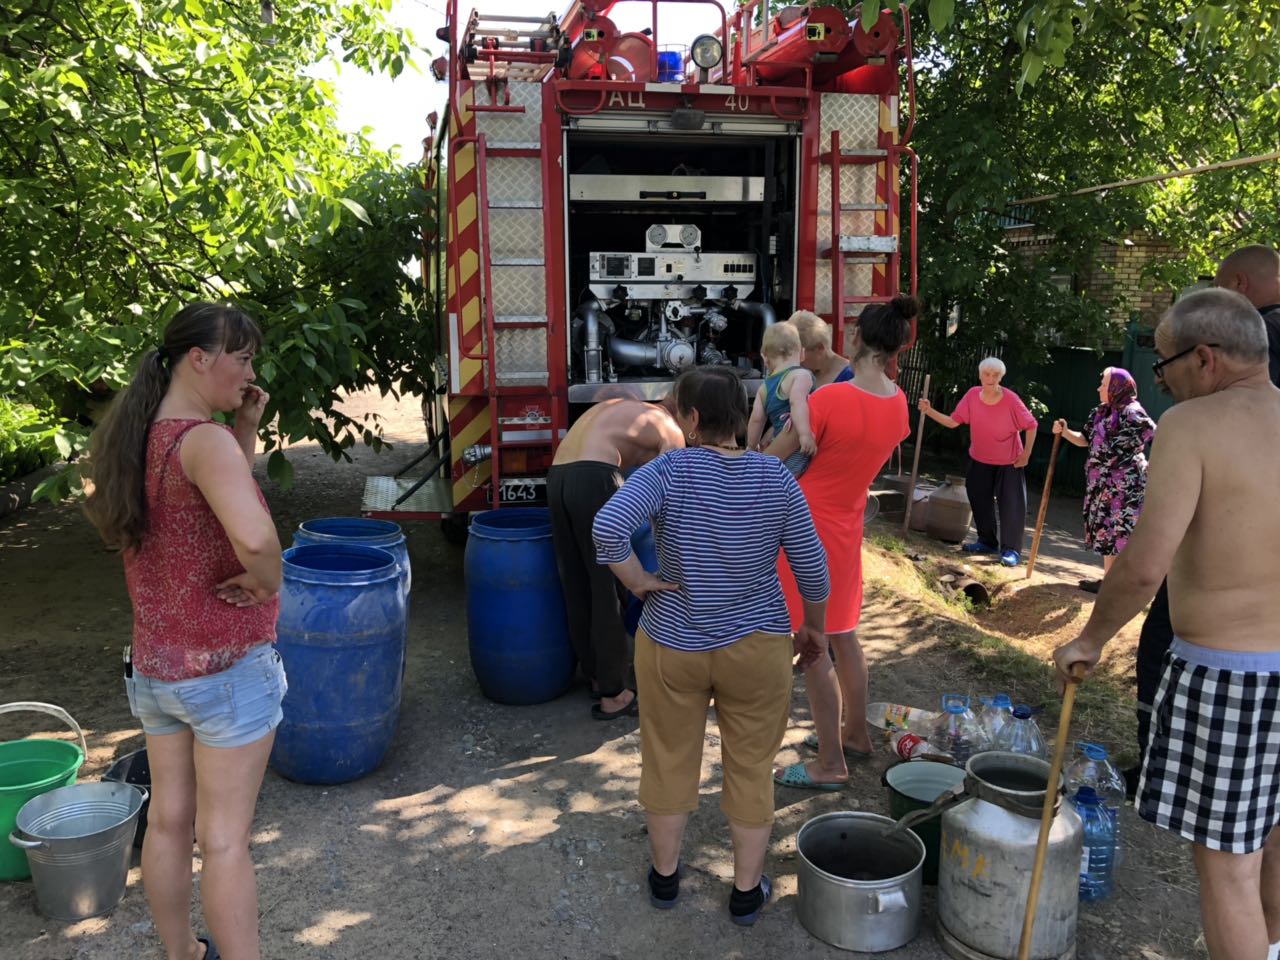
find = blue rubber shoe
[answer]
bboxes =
[729,875,773,927]
[1000,550,1021,567]
[962,541,997,554]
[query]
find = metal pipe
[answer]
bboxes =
[608,337,662,368]
[580,300,605,383]
[732,299,777,353]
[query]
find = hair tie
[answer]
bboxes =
[155,345,169,364]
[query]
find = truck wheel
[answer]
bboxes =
[440,513,470,546]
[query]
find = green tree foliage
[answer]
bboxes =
[0,0,430,495]
[831,0,1279,409]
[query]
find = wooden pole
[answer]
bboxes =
[902,374,931,534]
[1024,431,1063,580]
[1017,662,1088,960]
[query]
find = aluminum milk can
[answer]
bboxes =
[937,752,1083,960]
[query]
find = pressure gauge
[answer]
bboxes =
[679,224,700,248]
[647,224,668,247]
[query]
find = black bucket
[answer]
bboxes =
[102,749,150,849]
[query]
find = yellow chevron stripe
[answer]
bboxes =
[454,408,491,452]
[459,357,483,386]
[455,144,475,181]
[449,396,472,419]
[459,250,479,290]
[457,192,477,234]
[453,462,491,507]
[461,295,480,337]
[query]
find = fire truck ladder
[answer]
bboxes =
[468,26,561,506]
[819,128,901,321]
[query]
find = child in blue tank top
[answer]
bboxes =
[747,321,815,475]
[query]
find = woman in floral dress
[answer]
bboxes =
[1052,366,1156,592]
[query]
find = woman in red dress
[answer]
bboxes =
[766,297,916,789]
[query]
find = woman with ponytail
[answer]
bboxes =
[85,303,284,960]
[766,295,916,790]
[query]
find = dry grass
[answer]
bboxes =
[862,521,1145,767]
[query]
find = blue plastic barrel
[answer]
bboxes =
[270,544,406,785]
[465,509,574,704]
[293,517,410,600]
[624,524,659,637]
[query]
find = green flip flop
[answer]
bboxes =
[773,762,845,791]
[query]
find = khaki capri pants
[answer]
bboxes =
[635,627,793,828]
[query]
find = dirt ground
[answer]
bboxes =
[0,392,1206,960]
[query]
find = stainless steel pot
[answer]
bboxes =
[796,811,925,952]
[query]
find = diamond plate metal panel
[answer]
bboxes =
[495,327,549,379]
[476,82,543,146]
[814,261,876,314]
[487,209,545,260]
[489,264,546,317]
[816,168,878,242]
[820,93,880,150]
[487,157,543,206]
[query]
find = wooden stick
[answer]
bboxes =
[902,373,931,533]
[1017,662,1087,960]
[1024,431,1063,579]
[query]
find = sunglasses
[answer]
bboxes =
[1152,343,1219,378]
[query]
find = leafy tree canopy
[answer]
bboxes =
[835,0,1279,407]
[0,0,432,494]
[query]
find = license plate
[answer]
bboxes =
[491,479,546,505]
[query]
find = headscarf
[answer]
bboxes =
[1102,367,1139,431]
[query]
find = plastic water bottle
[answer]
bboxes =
[928,695,988,766]
[889,729,948,761]
[978,693,1014,743]
[866,701,938,732]
[994,704,1047,759]
[1066,743,1127,865]
[1071,787,1116,901]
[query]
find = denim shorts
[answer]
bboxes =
[126,644,288,749]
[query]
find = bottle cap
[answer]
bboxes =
[1012,704,1033,719]
[992,693,1013,709]
[1081,743,1108,762]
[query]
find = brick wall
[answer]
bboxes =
[1005,227,1180,329]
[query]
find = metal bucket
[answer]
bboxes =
[10,781,147,920]
[0,702,87,880]
[796,811,925,952]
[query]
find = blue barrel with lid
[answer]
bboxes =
[270,543,406,784]
[465,509,574,704]
[293,517,410,601]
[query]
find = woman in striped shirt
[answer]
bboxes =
[593,366,829,927]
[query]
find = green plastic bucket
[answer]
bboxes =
[0,703,87,881]
[884,759,966,885]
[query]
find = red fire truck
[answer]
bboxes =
[362,0,917,535]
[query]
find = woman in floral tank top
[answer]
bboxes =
[85,303,284,960]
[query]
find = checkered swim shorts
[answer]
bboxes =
[1137,637,1280,854]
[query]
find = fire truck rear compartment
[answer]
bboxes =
[565,131,799,391]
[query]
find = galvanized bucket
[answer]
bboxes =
[10,780,147,920]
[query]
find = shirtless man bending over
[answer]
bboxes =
[548,398,684,720]
[1054,288,1280,960]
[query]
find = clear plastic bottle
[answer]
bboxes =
[1071,786,1116,902]
[928,695,988,766]
[866,701,938,732]
[889,729,948,761]
[978,693,1014,743]
[1066,743,1127,865]
[993,704,1047,759]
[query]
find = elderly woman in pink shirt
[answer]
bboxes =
[917,357,1038,566]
